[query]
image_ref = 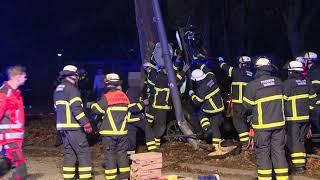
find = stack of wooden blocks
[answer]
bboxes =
[130,152,162,180]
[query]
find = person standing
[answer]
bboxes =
[93,68,105,99]
[54,65,93,180]
[0,65,27,179]
[243,58,288,180]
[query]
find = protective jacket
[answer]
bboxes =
[243,67,285,130]
[190,64,224,114]
[283,73,317,121]
[54,80,89,130]
[91,89,130,135]
[308,63,320,105]
[0,82,25,144]
[127,87,145,123]
[219,62,253,103]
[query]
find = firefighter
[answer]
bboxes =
[283,60,317,173]
[188,63,232,156]
[148,63,189,148]
[0,65,27,179]
[90,73,130,180]
[53,65,93,180]
[243,57,288,180]
[304,52,320,145]
[126,73,157,155]
[217,56,253,148]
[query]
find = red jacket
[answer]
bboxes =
[0,82,25,145]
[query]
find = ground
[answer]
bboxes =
[5,114,320,179]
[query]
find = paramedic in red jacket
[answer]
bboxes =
[0,65,27,180]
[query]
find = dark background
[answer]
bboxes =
[0,0,319,111]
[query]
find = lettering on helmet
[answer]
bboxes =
[207,80,215,87]
[260,79,275,87]
[296,80,306,86]
[246,71,253,77]
[55,85,65,92]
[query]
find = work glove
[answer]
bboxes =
[188,90,194,96]
[182,64,190,73]
[83,122,93,134]
[218,57,224,62]
[142,99,149,106]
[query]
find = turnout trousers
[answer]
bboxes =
[199,112,224,145]
[61,130,92,180]
[286,121,308,168]
[232,103,250,144]
[254,128,288,180]
[102,135,130,180]
[152,109,169,147]
[127,118,157,155]
[310,109,320,144]
[1,141,27,180]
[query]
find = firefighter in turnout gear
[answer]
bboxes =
[90,73,130,180]
[126,73,157,155]
[283,60,318,173]
[217,56,253,147]
[54,65,93,180]
[243,58,288,180]
[0,66,27,179]
[189,63,233,156]
[148,62,189,148]
[304,52,320,144]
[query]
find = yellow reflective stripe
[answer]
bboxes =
[63,174,75,178]
[312,80,320,84]
[155,138,160,142]
[105,169,117,174]
[91,103,105,114]
[99,130,127,135]
[147,79,155,86]
[252,121,285,129]
[63,167,76,171]
[285,116,309,121]
[148,145,157,150]
[57,123,80,128]
[240,137,249,142]
[153,87,170,108]
[173,65,178,71]
[239,132,249,137]
[177,74,183,80]
[127,151,135,155]
[128,103,136,108]
[146,141,155,146]
[220,62,226,69]
[317,100,320,105]
[79,167,92,171]
[212,138,222,142]
[310,106,314,110]
[258,177,272,180]
[56,100,69,105]
[56,100,72,125]
[309,93,317,99]
[243,97,255,105]
[205,88,220,99]
[286,94,308,100]
[292,159,306,164]
[200,118,209,124]
[79,174,92,178]
[228,67,233,77]
[231,82,248,103]
[258,169,272,175]
[70,97,82,105]
[274,168,288,174]
[137,103,143,110]
[201,122,210,127]
[146,113,154,119]
[231,82,248,86]
[192,95,204,102]
[119,167,130,172]
[76,112,85,120]
[276,176,288,180]
[256,95,283,103]
[106,109,118,132]
[203,106,224,113]
[292,98,297,117]
[106,175,117,180]
[291,152,306,157]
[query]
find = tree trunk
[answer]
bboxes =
[134,0,159,63]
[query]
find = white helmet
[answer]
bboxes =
[288,61,304,71]
[59,65,78,76]
[105,73,121,84]
[255,57,271,67]
[191,69,207,81]
[304,52,317,60]
[295,56,305,64]
[239,56,251,63]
